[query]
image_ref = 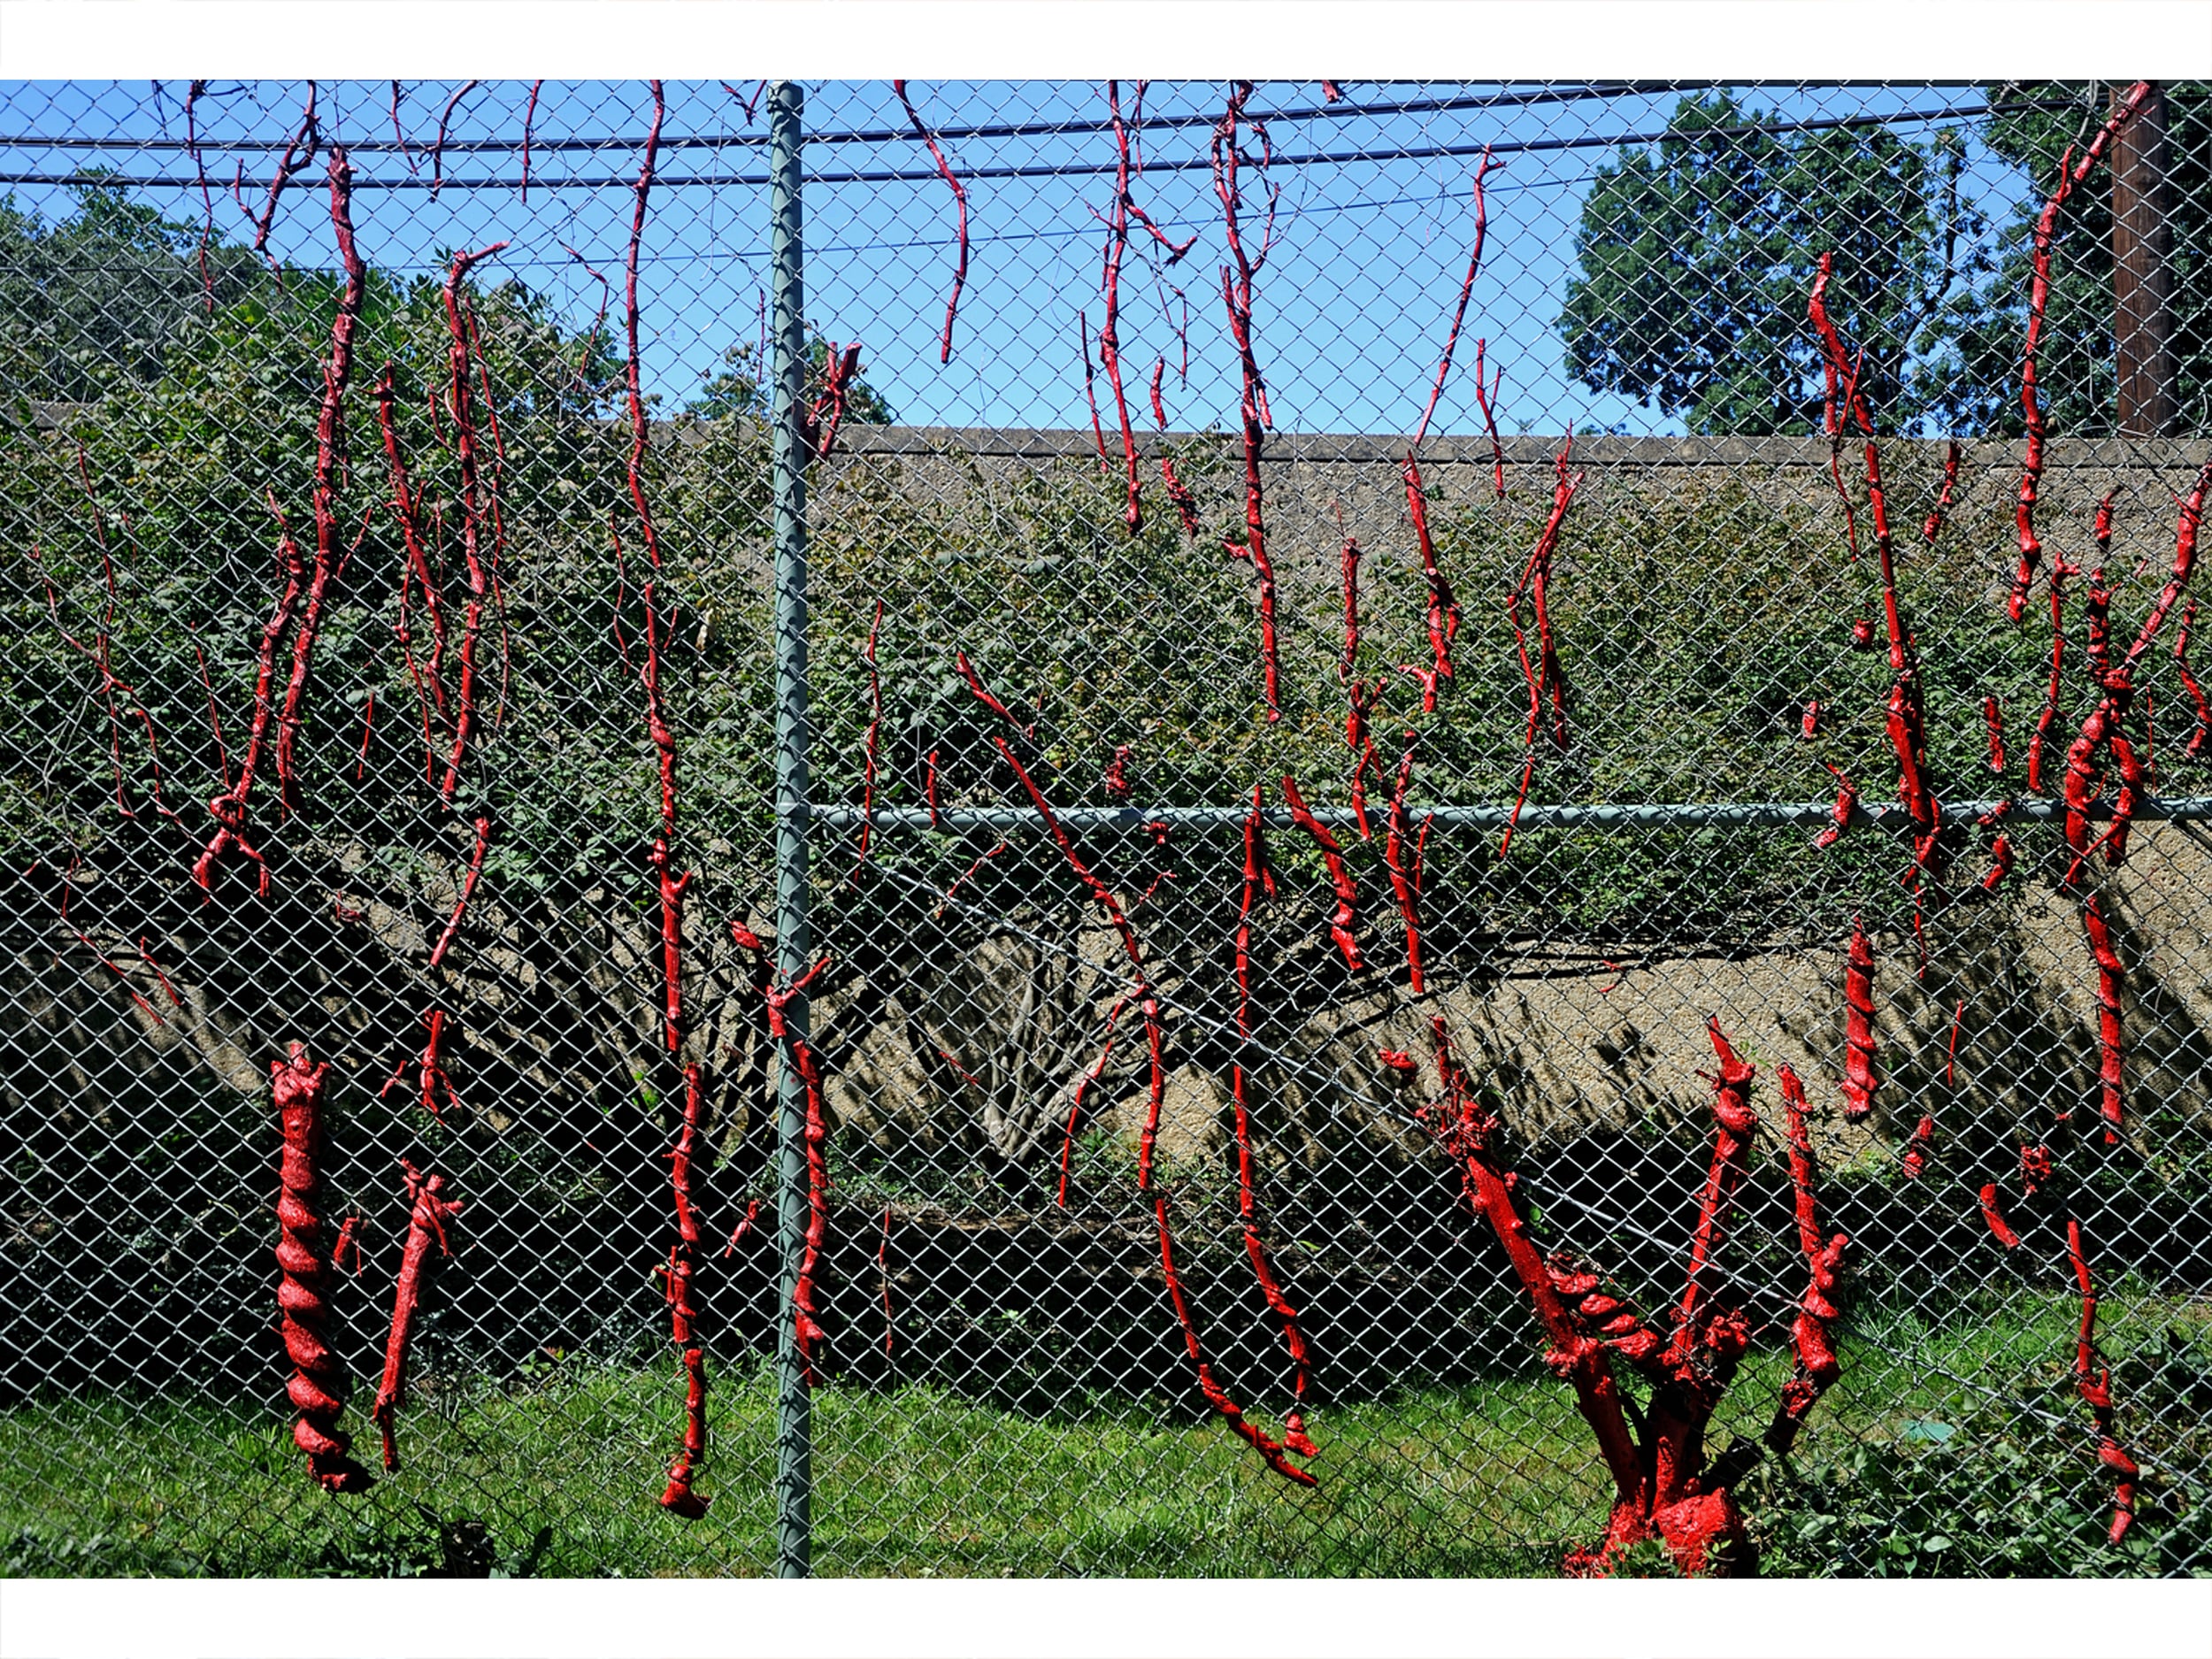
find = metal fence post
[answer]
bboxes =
[768,76,813,1580]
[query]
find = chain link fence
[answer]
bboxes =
[3,78,2208,1579]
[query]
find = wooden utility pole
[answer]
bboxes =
[2111,81,2176,438]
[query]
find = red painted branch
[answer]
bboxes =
[1233,790,1314,1447]
[273,1042,373,1493]
[1150,358,1202,538]
[764,958,836,1390]
[2066,1216,2139,1545]
[1345,680,1379,841]
[2029,549,2080,794]
[2012,84,2153,622]
[520,81,543,204]
[2178,601,2211,759]
[1985,695,2007,774]
[1922,439,1962,549]
[1402,455,1461,704]
[1811,254,1940,885]
[427,814,492,969]
[1383,734,1425,994]
[1424,1015,1647,1515]
[1410,149,1500,449]
[1767,1065,1847,1455]
[273,150,371,817]
[1473,340,1507,500]
[1058,994,1130,1207]
[1814,761,1858,851]
[2081,894,2126,1143]
[1282,772,1362,972]
[1152,1194,1316,1486]
[437,242,511,806]
[895,81,970,364]
[429,80,480,198]
[250,83,317,272]
[1512,443,1580,751]
[1980,1183,2023,1249]
[373,1158,462,1471]
[956,649,1036,741]
[1840,917,1880,1123]
[1101,81,1147,534]
[1215,82,1283,721]
[1675,1020,1759,1350]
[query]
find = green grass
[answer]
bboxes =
[4,1287,2205,1577]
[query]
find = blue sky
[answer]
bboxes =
[0,79,2047,436]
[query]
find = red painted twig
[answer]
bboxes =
[1980,1182,2024,1249]
[956,649,1035,741]
[1675,1020,1758,1357]
[184,81,215,311]
[1922,439,1962,549]
[273,1042,373,1494]
[990,740,1296,1480]
[372,1159,462,1471]
[2062,465,2208,877]
[1473,339,1507,500]
[1100,81,1149,534]
[273,151,372,816]
[1058,994,1130,1207]
[1985,695,2006,774]
[1811,254,1943,905]
[1510,442,1580,753]
[520,80,543,203]
[1814,761,1857,851]
[1345,680,1380,841]
[2029,547,2081,794]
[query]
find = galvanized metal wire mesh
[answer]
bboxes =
[3,78,2209,1579]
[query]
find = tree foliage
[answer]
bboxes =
[1558,93,1978,435]
[0,177,271,405]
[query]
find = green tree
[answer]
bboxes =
[1558,93,1977,434]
